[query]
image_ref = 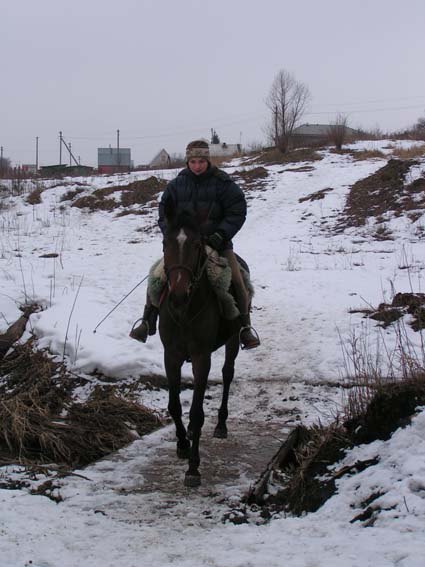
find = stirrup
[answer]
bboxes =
[130,318,149,342]
[239,325,261,350]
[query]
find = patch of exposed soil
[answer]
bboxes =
[71,176,167,214]
[330,148,386,161]
[338,158,425,229]
[26,187,45,205]
[299,187,333,203]
[60,188,85,201]
[246,377,425,519]
[285,165,316,173]
[349,292,425,331]
[255,147,323,166]
[233,166,269,192]
[345,379,425,444]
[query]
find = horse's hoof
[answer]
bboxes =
[184,473,201,488]
[213,426,228,439]
[177,446,190,459]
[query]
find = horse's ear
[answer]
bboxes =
[164,197,176,226]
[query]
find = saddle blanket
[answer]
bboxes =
[147,246,254,320]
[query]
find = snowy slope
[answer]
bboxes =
[1,140,425,567]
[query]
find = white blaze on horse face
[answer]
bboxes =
[177,228,187,262]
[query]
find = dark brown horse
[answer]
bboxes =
[159,203,242,487]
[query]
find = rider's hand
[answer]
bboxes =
[207,232,225,251]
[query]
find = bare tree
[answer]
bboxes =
[412,116,425,140]
[328,113,349,150]
[266,69,311,153]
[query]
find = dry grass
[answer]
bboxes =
[351,149,387,161]
[391,145,425,159]
[210,155,240,168]
[255,147,323,166]
[60,188,85,201]
[71,176,166,214]
[0,341,163,467]
[281,423,349,514]
[26,187,45,205]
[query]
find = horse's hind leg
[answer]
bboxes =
[165,350,190,459]
[214,334,239,439]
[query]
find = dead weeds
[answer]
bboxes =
[390,145,425,159]
[26,187,45,205]
[0,341,162,467]
[246,375,425,518]
[255,147,323,166]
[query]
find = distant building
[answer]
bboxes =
[149,148,171,168]
[39,164,94,178]
[22,164,38,174]
[98,147,132,174]
[209,141,241,158]
[292,124,358,146]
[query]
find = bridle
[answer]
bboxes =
[164,237,213,326]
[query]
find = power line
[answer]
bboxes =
[305,103,425,117]
[312,95,425,108]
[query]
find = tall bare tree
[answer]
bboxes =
[413,116,425,140]
[328,113,349,150]
[266,69,311,153]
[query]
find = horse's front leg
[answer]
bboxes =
[214,334,239,439]
[185,352,211,487]
[164,349,190,459]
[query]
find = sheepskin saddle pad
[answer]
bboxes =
[147,247,254,320]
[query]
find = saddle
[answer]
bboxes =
[147,248,254,320]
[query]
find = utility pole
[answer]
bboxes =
[59,131,63,165]
[69,142,72,166]
[35,137,39,171]
[60,138,79,167]
[117,129,120,169]
[0,146,3,177]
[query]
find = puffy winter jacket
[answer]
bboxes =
[158,166,247,242]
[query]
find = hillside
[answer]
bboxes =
[0,140,425,567]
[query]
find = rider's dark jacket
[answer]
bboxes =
[158,166,247,245]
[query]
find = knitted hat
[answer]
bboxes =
[185,140,210,161]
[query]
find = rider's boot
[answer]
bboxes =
[130,305,158,343]
[239,312,260,350]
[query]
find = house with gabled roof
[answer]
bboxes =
[292,123,358,146]
[149,149,171,168]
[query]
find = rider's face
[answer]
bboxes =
[188,158,209,175]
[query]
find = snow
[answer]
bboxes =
[1,140,425,566]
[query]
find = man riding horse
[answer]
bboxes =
[130,139,260,350]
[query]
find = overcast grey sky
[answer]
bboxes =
[2,0,425,167]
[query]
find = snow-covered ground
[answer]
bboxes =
[1,140,425,566]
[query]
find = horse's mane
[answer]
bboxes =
[166,207,201,235]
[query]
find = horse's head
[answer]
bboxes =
[163,201,204,307]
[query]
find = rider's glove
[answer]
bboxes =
[207,231,225,251]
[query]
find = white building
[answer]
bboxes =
[149,149,171,168]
